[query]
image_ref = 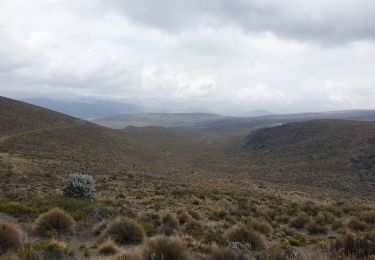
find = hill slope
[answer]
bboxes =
[242,120,375,187]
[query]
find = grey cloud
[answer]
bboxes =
[108,0,375,44]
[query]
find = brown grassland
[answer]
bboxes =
[0,96,374,259]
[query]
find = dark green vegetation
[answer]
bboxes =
[0,96,374,259]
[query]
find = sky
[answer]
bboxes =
[1,0,375,114]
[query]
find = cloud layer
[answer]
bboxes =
[0,0,375,113]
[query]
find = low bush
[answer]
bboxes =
[0,220,22,253]
[144,235,187,260]
[63,173,95,200]
[105,219,145,245]
[32,208,75,235]
[288,233,307,246]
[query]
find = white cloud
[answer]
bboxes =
[0,0,375,113]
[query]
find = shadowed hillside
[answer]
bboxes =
[242,120,375,189]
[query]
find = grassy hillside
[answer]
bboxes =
[0,96,81,135]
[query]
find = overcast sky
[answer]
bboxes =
[1,0,375,114]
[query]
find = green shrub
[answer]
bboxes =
[288,233,306,246]
[63,174,95,199]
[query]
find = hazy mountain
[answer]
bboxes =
[23,97,143,119]
[242,109,273,117]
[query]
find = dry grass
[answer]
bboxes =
[161,212,179,228]
[290,212,310,229]
[105,219,145,245]
[0,220,22,253]
[93,220,109,236]
[348,218,368,231]
[177,210,192,224]
[209,244,247,260]
[144,235,187,260]
[359,211,375,224]
[32,207,75,235]
[98,238,119,255]
[305,221,327,234]
[247,218,272,235]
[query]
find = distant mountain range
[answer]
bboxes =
[93,109,375,134]
[242,109,273,117]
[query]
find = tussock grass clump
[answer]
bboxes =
[333,233,355,256]
[144,235,187,260]
[209,208,228,221]
[348,218,368,231]
[98,238,119,255]
[93,220,109,236]
[224,225,265,250]
[39,239,69,259]
[143,212,161,226]
[247,218,272,235]
[315,211,334,225]
[359,211,375,224]
[105,219,145,245]
[290,212,310,229]
[209,244,247,260]
[0,220,22,253]
[177,210,192,224]
[161,212,179,228]
[305,221,327,234]
[187,209,201,220]
[333,232,375,257]
[32,207,75,235]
